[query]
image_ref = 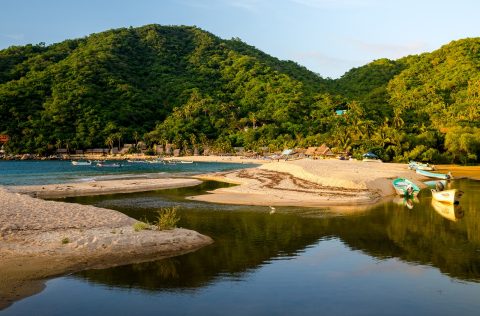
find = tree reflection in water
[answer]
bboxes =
[66,179,480,291]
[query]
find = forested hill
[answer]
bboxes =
[1,24,479,163]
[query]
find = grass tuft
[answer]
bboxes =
[61,237,70,244]
[133,221,151,232]
[155,207,180,230]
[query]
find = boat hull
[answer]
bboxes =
[71,161,91,166]
[416,165,435,171]
[416,169,450,179]
[431,189,463,204]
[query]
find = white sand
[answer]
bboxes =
[191,159,426,207]
[11,178,202,198]
[0,185,212,308]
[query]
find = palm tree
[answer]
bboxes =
[105,135,114,152]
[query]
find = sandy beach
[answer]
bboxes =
[190,159,428,207]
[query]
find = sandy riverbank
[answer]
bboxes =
[190,159,428,208]
[11,177,202,198]
[0,182,212,309]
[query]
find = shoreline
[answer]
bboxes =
[0,154,273,165]
[2,158,480,308]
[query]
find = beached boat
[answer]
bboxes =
[431,188,463,204]
[424,179,447,189]
[392,178,420,197]
[408,161,435,171]
[180,160,194,164]
[71,160,92,166]
[431,199,464,221]
[417,163,435,171]
[416,169,451,180]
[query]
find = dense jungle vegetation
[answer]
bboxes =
[1,24,479,163]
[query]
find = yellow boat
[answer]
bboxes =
[430,189,463,204]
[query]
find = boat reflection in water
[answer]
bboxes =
[393,196,419,209]
[431,199,464,221]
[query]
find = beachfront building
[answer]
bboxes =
[84,148,109,156]
[305,144,334,159]
[233,147,245,156]
[154,144,164,155]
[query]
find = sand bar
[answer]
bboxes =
[11,177,202,198]
[190,159,428,207]
[0,179,212,309]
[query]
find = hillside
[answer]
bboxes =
[0,25,479,163]
[0,24,333,154]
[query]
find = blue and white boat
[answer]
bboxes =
[416,169,452,180]
[408,161,435,171]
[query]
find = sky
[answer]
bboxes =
[1,0,479,78]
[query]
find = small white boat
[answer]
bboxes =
[408,161,435,171]
[417,163,435,171]
[96,162,121,168]
[147,159,165,164]
[179,160,194,164]
[71,160,92,166]
[431,200,464,221]
[431,189,463,204]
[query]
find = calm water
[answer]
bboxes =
[3,178,480,315]
[0,160,254,185]
[0,180,480,315]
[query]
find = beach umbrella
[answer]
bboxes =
[362,152,379,159]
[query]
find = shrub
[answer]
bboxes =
[155,207,180,230]
[61,237,70,244]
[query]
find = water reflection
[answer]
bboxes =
[431,200,464,221]
[62,179,480,291]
